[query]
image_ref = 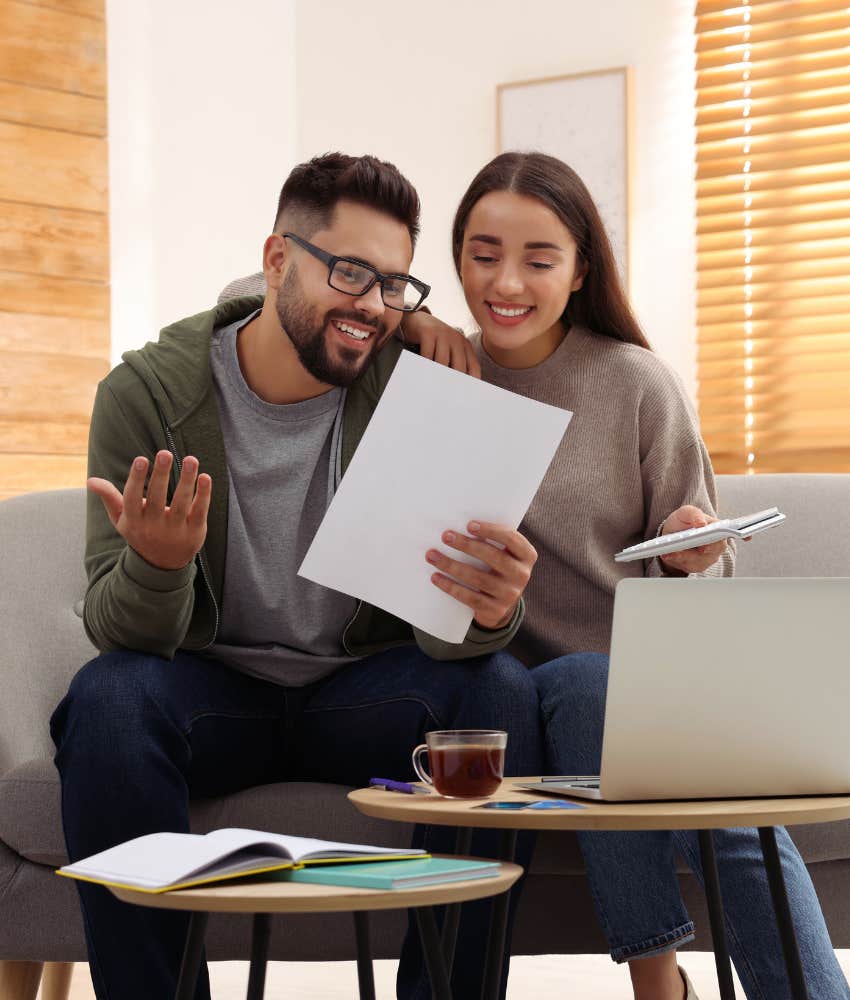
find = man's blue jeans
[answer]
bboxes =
[533,652,850,1000]
[50,646,544,1000]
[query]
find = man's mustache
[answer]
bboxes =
[327,310,382,333]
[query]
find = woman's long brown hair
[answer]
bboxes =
[452,151,651,350]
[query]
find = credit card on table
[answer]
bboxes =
[473,800,586,810]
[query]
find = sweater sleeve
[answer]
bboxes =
[411,599,524,661]
[83,378,198,657]
[638,370,735,580]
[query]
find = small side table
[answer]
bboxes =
[110,857,522,1000]
[349,779,850,1000]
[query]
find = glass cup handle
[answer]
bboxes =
[411,744,433,786]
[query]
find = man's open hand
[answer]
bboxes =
[87,450,211,570]
[426,521,537,630]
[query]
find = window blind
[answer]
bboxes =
[695,0,850,473]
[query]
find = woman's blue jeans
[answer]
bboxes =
[50,646,544,1000]
[532,653,850,1000]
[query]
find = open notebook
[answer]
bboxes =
[56,829,427,894]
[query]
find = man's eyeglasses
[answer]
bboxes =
[283,232,430,312]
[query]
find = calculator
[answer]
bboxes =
[614,507,786,563]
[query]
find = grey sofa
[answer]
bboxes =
[1,474,849,999]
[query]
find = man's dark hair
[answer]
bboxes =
[274,152,420,247]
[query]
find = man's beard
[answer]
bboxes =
[275,266,388,387]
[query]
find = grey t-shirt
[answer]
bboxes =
[206,312,359,686]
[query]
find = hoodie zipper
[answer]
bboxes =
[165,424,220,648]
[341,600,364,655]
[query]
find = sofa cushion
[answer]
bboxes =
[0,758,412,867]
[4,759,850,875]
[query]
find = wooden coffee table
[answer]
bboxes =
[110,857,521,1000]
[349,778,850,1000]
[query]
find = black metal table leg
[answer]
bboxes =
[480,828,518,1000]
[416,906,453,999]
[353,911,377,1000]
[697,830,737,1000]
[440,827,474,977]
[175,911,208,1000]
[246,913,271,1000]
[758,826,810,1000]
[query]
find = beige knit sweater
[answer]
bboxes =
[474,326,735,666]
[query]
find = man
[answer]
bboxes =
[51,152,543,999]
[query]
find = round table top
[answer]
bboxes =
[109,858,522,914]
[348,778,850,832]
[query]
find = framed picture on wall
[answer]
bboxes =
[497,67,632,287]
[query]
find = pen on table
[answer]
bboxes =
[369,777,431,795]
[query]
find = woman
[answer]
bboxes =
[404,152,848,1000]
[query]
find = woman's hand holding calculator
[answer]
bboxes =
[614,506,786,573]
[657,505,729,575]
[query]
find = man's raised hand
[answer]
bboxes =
[87,450,211,570]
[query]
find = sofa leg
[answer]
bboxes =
[41,962,75,1000]
[0,960,43,1000]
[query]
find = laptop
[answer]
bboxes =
[521,577,850,802]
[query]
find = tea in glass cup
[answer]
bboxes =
[411,730,507,798]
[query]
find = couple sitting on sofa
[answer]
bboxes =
[50,150,848,1000]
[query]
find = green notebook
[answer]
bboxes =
[281,857,500,890]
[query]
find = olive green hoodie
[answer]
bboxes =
[84,296,522,663]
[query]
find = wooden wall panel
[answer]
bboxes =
[0,352,106,423]
[0,122,107,212]
[0,454,89,501]
[1,201,109,280]
[0,418,89,454]
[19,1,104,19]
[1,0,109,500]
[0,80,105,136]
[0,2,105,95]
[0,312,108,358]
[0,271,108,320]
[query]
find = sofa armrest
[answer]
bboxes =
[0,490,96,777]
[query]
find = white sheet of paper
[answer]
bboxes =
[298,351,572,643]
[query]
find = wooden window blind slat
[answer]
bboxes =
[697,48,850,92]
[697,10,849,53]
[696,66,850,108]
[698,257,850,290]
[696,0,846,29]
[695,0,850,473]
[697,160,850,200]
[699,332,850,364]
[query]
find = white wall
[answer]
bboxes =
[107,0,297,365]
[108,0,697,393]
[295,0,698,394]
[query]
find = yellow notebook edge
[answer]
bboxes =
[54,852,430,894]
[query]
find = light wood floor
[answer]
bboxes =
[59,951,850,999]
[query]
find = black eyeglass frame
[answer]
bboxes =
[282,232,430,312]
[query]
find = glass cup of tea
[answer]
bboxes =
[411,730,507,798]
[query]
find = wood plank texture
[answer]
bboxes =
[1,0,108,500]
[0,79,106,136]
[0,311,108,357]
[0,350,106,422]
[0,271,109,320]
[18,0,104,18]
[39,960,74,1000]
[0,452,88,497]
[0,417,89,454]
[1,201,108,281]
[0,122,107,212]
[0,959,42,1000]
[0,1,105,95]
